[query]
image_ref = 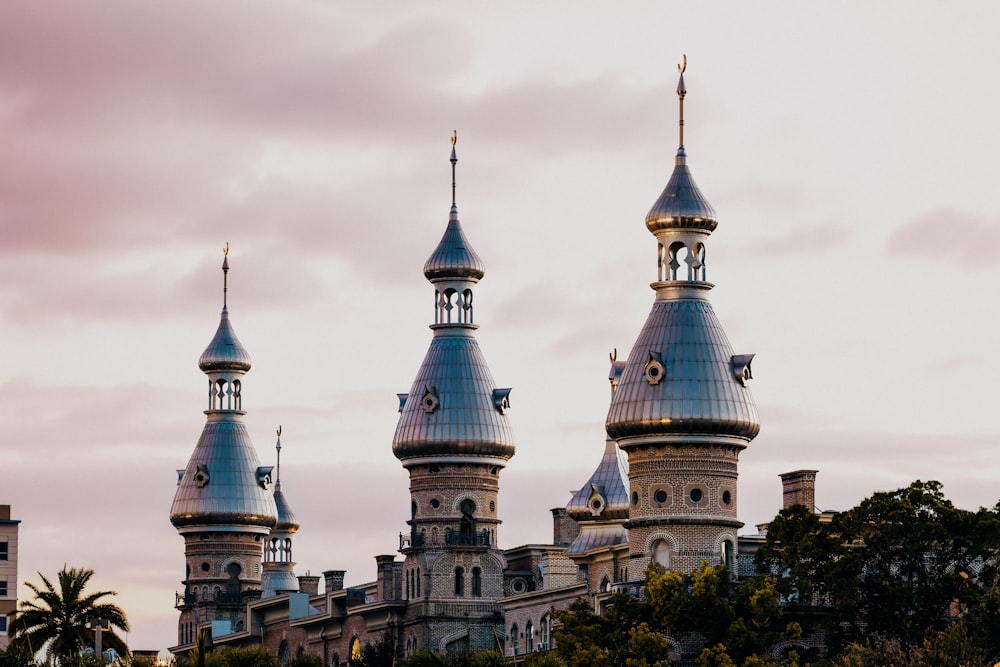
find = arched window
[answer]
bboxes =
[459,499,476,538]
[526,620,534,653]
[600,576,611,593]
[472,567,482,597]
[510,624,519,656]
[417,568,421,597]
[454,567,465,596]
[723,540,735,578]
[652,539,670,567]
[540,614,551,650]
[278,640,290,667]
[350,637,361,662]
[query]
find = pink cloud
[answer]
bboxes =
[887,207,1000,266]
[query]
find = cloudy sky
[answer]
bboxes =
[3,0,999,653]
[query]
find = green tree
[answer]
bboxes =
[646,562,732,646]
[216,647,278,667]
[400,650,446,667]
[469,652,507,667]
[829,481,1000,649]
[358,629,396,667]
[695,644,735,667]
[286,652,323,667]
[0,642,39,667]
[10,566,129,663]
[521,653,567,667]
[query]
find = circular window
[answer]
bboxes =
[690,488,704,503]
[591,499,602,510]
[201,562,211,572]
[722,490,732,506]
[632,491,639,506]
[647,366,659,378]
[430,498,441,509]
[653,489,668,504]
[510,578,527,594]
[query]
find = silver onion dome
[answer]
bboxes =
[171,252,277,531]
[273,482,299,532]
[645,66,717,234]
[645,149,718,234]
[170,417,278,529]
[394,135,514,462]
[198,255,252,373]
[566,437,630,523]
[606,61,758,443]
[604,299,759,440]
[393,329,516,461]
[198,307,252,373]
[423,206,486,282]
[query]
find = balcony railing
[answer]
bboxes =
[445,530,491,547]
[400,532,426,550]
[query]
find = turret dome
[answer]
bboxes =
[423,206,486,282]
[198,308,252,373]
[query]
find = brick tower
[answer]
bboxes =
[605,59,760,578]
[393,135,515,656]
[170,250,278,649]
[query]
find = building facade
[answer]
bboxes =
[0,505,20,649]
[169,67,804,665]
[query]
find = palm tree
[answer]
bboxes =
[10,566,129,663]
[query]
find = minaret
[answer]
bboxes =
[605,58,759,577]
[261,427,301,598]
[170,248,278,649]
[393,133,516,654]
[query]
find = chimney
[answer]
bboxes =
[551,507,580,546]
[375,555,397,600]
[297,574,320,596]
[323,570,346,593]
[780,470,818,511]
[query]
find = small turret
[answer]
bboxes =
[170,248,277,650]
[262,427,301,598]
[605,59,758,576]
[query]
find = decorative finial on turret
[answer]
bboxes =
[275,425,282,485]
[450,130,458,207]
[222,242,230,309]
[677,55,687,151]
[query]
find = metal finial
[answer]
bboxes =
[450,130,458,206]
[222,242,230,309]
[676,55,687,150]
[275,425,282,484]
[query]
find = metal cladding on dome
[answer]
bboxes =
[170,418,278,529]
[199,252,252,373]
[260,567,300,599]
[423,209,486,282]
[271,428,299,532]
[645,56,718,235]
[423,135,486,282]
[199,310,252,372]
[566,437,630,523]
[605,298,760,441]
[272,482,299,532]
[645,156,718,234]
[393,330,516,461]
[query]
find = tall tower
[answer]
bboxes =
[261,427,301,598]
[605,59,759,577]
[393,134,516,655]
[170,250,278,648]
